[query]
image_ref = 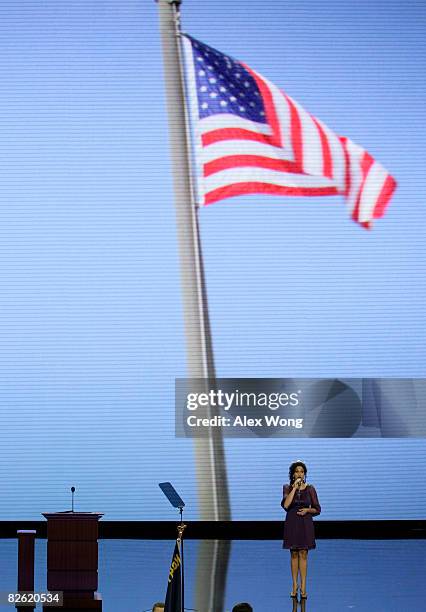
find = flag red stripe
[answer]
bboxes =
[351,152,375,221]
[374,175,397,219]
[202,128,273,146]
[285,95,304,170]
[204,155,303,177]
[340,137,351,196]
[205,182,338,204]
[243,63,283,147]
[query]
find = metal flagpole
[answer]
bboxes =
[156,1,231,609]
[156,0,230,523]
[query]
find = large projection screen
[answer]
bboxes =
[0,0,425,522]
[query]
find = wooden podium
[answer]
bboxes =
[42,512,103,612]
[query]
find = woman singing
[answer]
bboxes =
[281,461,321,600]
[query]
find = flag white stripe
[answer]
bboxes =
[182,35,206,206]
[315,118,347,192]
[251,70,294,153]
[205,166,336,192]
[358,163,388,222]
[199,114,272,136]
[201,139,295,164]
[287,95,324,177]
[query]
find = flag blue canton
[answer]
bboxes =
[189,37,267,123]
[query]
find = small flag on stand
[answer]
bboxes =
[164,540,182,612]
[182,35,396,228]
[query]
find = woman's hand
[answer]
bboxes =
[292,478,303,489]
[296,507,310,516]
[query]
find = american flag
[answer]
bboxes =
[182,35,396,228]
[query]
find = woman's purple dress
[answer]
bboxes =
[281,484,321,550]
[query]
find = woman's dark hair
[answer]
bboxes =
[289,461,307,484]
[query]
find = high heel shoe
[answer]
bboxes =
[300,590,307,599]
[290,586,299,597]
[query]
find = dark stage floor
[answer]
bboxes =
[1,539,424,611]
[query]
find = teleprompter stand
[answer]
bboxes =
[159,482,186,612]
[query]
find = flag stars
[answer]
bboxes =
[191,38,266,122]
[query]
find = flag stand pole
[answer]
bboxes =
[177,518,186,612]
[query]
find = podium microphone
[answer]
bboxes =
[71,486,76,512]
